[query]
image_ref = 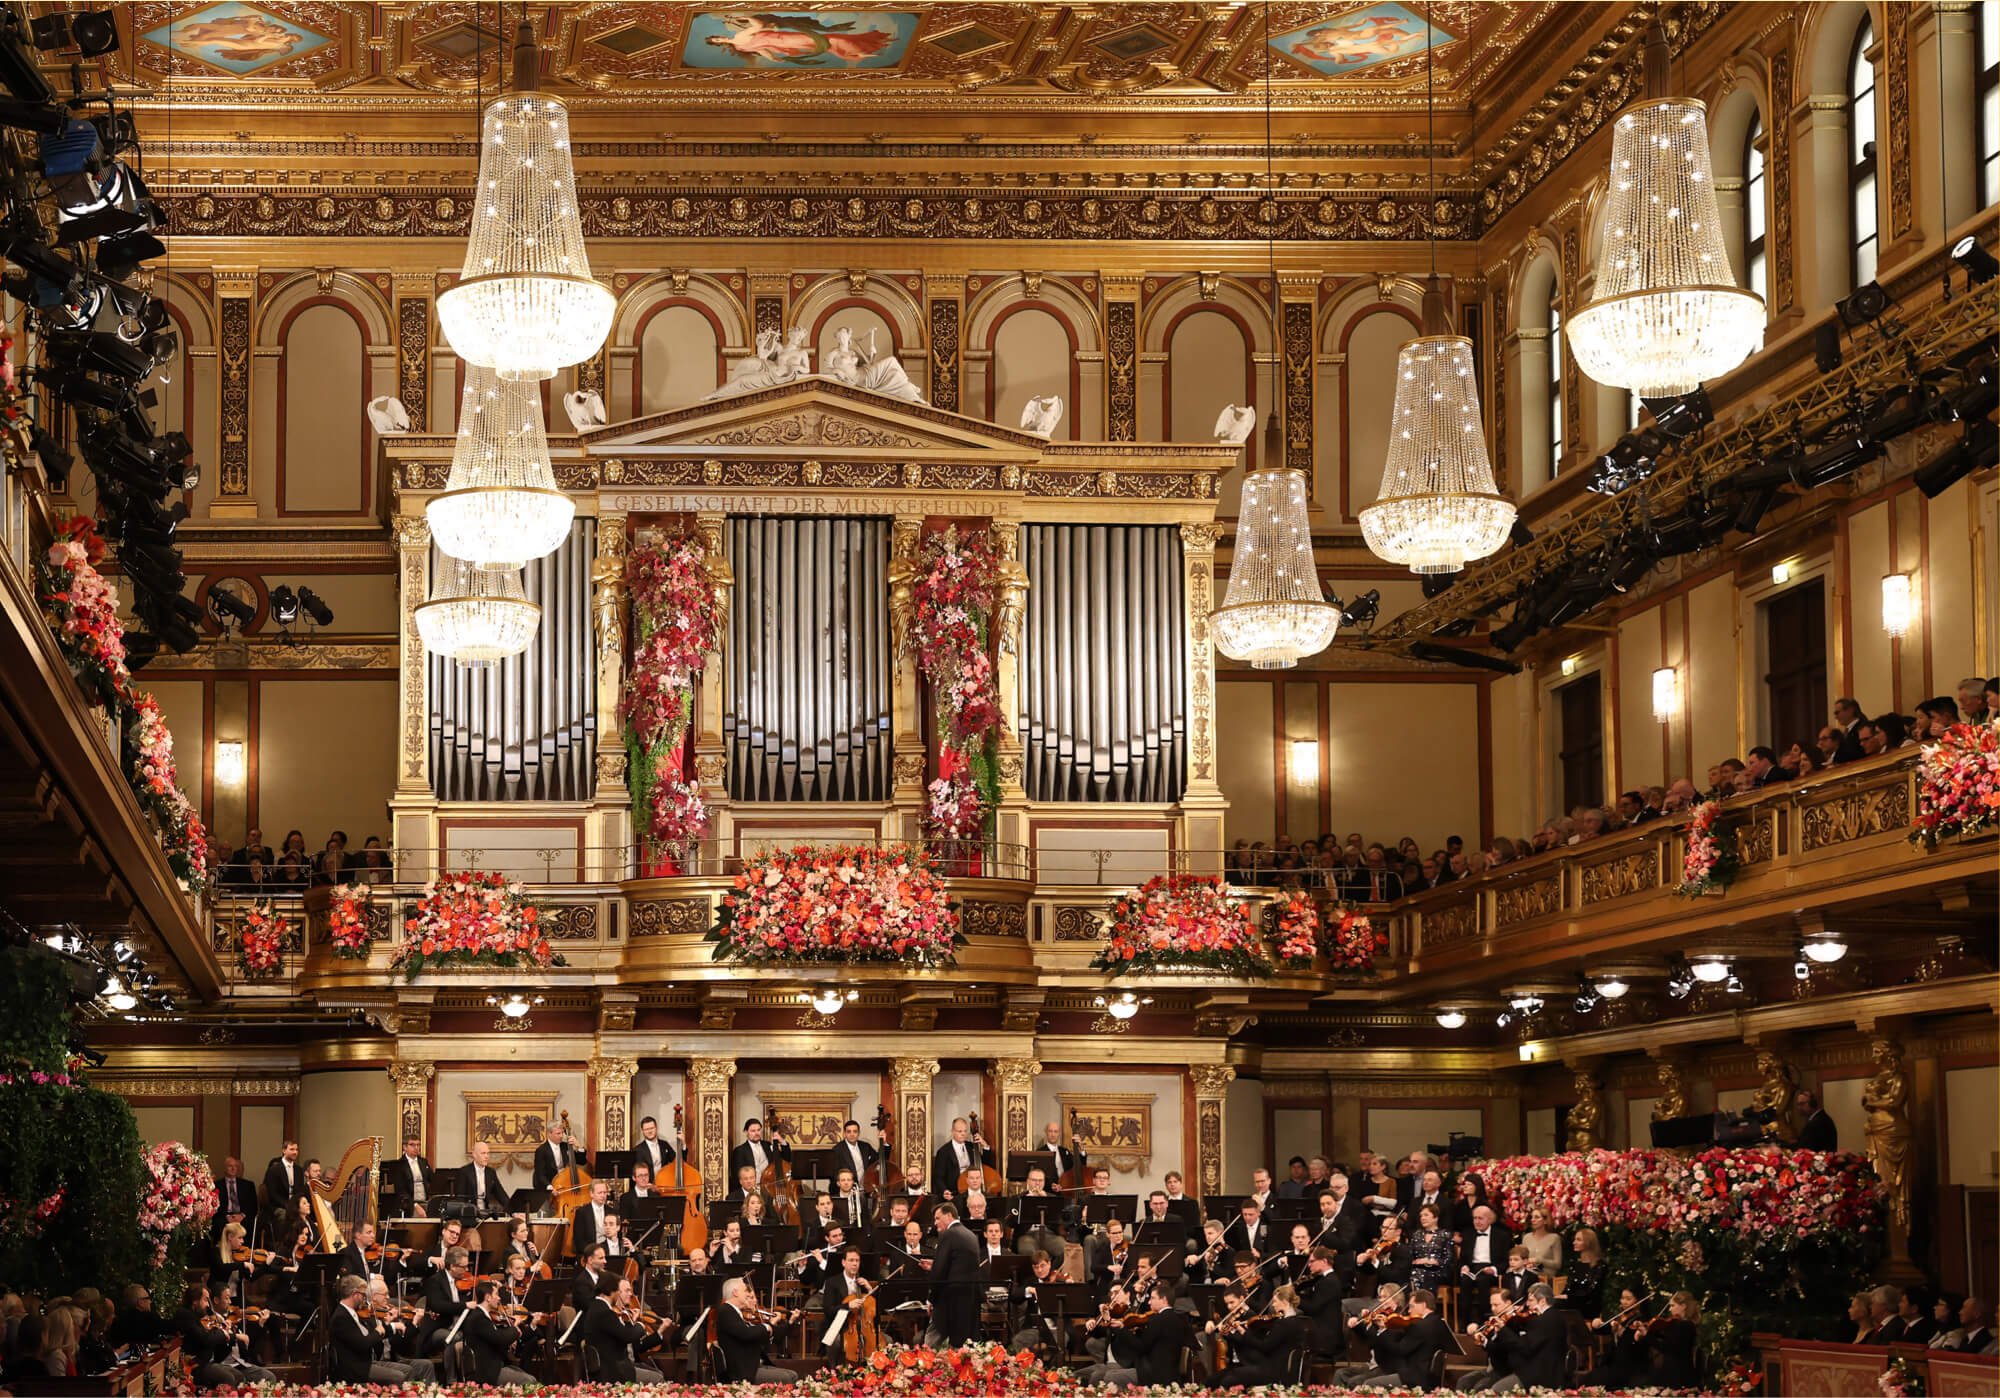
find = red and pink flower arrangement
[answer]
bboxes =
[710,845,961,968]
[1910,719,2000,849]
[1678,799,1738,896]
[822,1342,1056,1397]
[325,882,374,959]
[1328,906,1386,972]
[623,532,721,863]
[1271,890,1319,966]
[125,693,212,895]
[138,1140,217,1266]
[925,769,984,843]
[1093,874,1270,978]
[392,870,562,981]
[237,900,289,977]
[908,526,1005,846]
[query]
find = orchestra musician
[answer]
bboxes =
[504,1217,542,1269]
[1040,1121,1086,1189]
[739,1191,769,1230]
[1634,1291,1702,1389]
[728,1164,763,1201]
[1161,1170,1201,1228]
[530,1121,579,1191]
[460,1141,508,1218]
[1184,1218,1231,1286]
[262,1142,303,1229]
[583,1275,665,1384]
[1579,1287,1649,1387]
[887,1219,932,1279]
[335,1220,378,1279]
[413,1246,470,1360]
[728,1118,789,1181]
[367,1275,433,1371]
[1013,1166,1066,1265]
[713,1218,749,1266]
[1298,1247,1347,1362]
[830,1167,870,1229]
[1245,1167,1276,1213]
[331,1274,436,1384]
[832,1119,878,1186]
[570,1244,610,1312]
[1086,1216,1132,1293]
[1008,1248,1060,1355]
[1208,1282,1310,1388]
[388,1136,437,1217]
[570,1179,616,1255]
[1348,1217,1414,1315]
[626,1161,659,1201]
[599,1210,631,1262]
[1470,1281,1567,1392]
[795,1224,845,1289]
[930,1117,986,1202]
[462,1280,537,1388]
[1222,1197,1269,1258]
[633,1115,677,1178]
[1229,1250,1274,1316]
[1339,1286,1451,1389]
[1089,1284,1192,1387]
[175,1280,277,1390]
[980,1218,1010,1268]
[497,1253,545,1343]
[716,1276,799,1384]
[819,1244,873,1356]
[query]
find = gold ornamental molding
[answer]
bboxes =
[386,1060,435,1093]
[887,1057,940,1093]
[98,1076,299,1097]
[588,1056,641,1094]
[145,640,398,672]
[1187,1064,1236,1097]
[1056,1092,1155,1174]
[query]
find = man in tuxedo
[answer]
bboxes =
[415,1247,470,1360]
[1299,1249,1346,1359]
[1040,1120,1086,1187]
[1458,1205,1513,1324]
[1481,1283,1568,1391]
[830,1167,870,1229]
[1403,1167,1446,1218]
[530,1121,579,1190]
[570,1178,614,1255]
[175,1281,277,1388]
[263,1142,302,1227]
[1162,1170,1201,1227]
[459,1140,507,1218]
[929,1203,983,1345]
[1340,1286,1451,1388]
[1793,1090,1839,1151]
[728,1117,788,1184]
[832,1119,878,1187]
[586,1275,666,1383]
[570,1244,609,1312]
[1245,1166,1276,1213]
[1126,1286,1197,1386]
[1222,1198,1269,1258]
[820,1244,872,1354]
[331,1275,436,1384]
[1895,1289,1938,1346]
[717,1277,798,1384]
[365,1276,431,1370]
[461,1280,536,1387]
[336,1220,378,1279]
[633,1115,677,1180]
[930,1117,987,1202]
[212,1157,258,1240]
[388,1136,436,1217]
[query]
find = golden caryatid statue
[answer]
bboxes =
[1567,1068,1604,1151]
[1651,1060,1690,1123]
[992,520,1030,656]
[1752,1049,1802,1142]
[887,517,922,661]
[696,516,733,646]
[1862,1036,1914,1229]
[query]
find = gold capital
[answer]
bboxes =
[386,1060,435,1093]
[688,1057,738,1093]
[1188,1064,1236,1097]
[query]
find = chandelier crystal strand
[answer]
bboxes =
[1214,468,1342,668]
[1360,311,1516,574]
[1565,24,1764,396]
[426,364,574,570]
[416,554,541,666]
[435,20,613,382]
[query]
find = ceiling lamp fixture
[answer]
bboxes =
[417,555,541,666]
[103,975,136,1011]
[1689,957,1731,983]
[426,365,574,570]
[1094,991,1153,1021]
[487,992,542,1019]
[1802,937,1849,964]
[1565,22,1764,397]
[802,988,859,1016]
[436,17,613,382]
[1592,975,1631,999]
[1434,1008,1467,1029]
[1360,20,1513,575]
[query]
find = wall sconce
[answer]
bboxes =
[1289,739,1320,785]
[1881,573,1914,639]
[214,741,245,787]
[1651,667,1678,724]
[1771,561,1791,585]
[1560,656,1579,677]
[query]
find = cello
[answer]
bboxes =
[666,1102,708,1255]
[959,1111,1003,1197]
[839,1275,882,1362]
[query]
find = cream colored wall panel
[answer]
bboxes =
[1273,1108,1324,1174]
[1365,1107,1484,1161]
[1283,681,1320,841]
[1488,672,1530,839]
[281,304,368,515]
[132,1104,196,1150]
[1216,681,1275,845]
[1168,311,1248,512]
[148,680,207,819]
[639,304,720,416]
[1033,1070,1183,1194]
[1626,1096,1657,1151]
[630,1072,687,1148]
[239,1104,289,1179]
[251,356,280,512]
[435,1068,586,1186]
[1523,1107,1557,1156]
[279,574,397,634]
[991,308,1072,439]
[1944,1066,1998,1186]
[1343,311,1419,518]
[1328,685,1479,854]
[1618,610,1662,791]
[1714,1087,1756,1114]
[1925,481,1975,697]
[1687,575,1738,765]
[1846,501,1894,719]
[257,679,396,848]
[1821,1076,1867,1158]
[300,1068,394,1166]
[1224,1076,1261,1190]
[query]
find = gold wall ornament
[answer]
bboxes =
[688,1057,738,1201]
[1580,849,1660,903]
[991,520,1030,657]
[1862,1037,1914,1230]
[1800,783,1911,850]
[756,1092,858,1147]
[887,517,923,662]
[888,1057,939,1187]
[1651,1059,1690,1123]
[1566,1068,1604,1151]
[387,1060,436,1093]
[463,1091,559,1170]
[696,515,733,647]
[1751,1050,1802,1142]
[1494,875,1562,926]
[1056,1092,1155,1174]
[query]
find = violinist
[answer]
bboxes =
[414,1245,470,1359]
[504,1216,542,1270]
[1221,1197,1268,1259]
[570,1178,615,1255]
[460,1140,508,1217]
[1460,1285,1518,1391]
[1282,1222,1316,1284]
[1097,1284,1191,1387]
[584,1274,664,1384]
[212,1221,263,1293]
[1340,1286,1449,1389]
[174,1281,276,1390]
[336,1220,379,1279]
[634,1114,677,1179]
[1184,1218,1230,1286]
[820,1244,874,1354]
[498,1253,542,1330]
[1080,1281,1142,1375]
[422,1217,468,1278]
[1636,1291,1701,1389]
[717,1276,799,1384]
[1298,1247,1347,1361]
[1580,1287,1649,1387]
[570,1243,609,1312]
[463,1280,537,1388]
[1008,1249,1060,1355]
[1349,1216,1413,1310]
[1229,1250,1274,1316]
[1087,1216,1131,1293]
[365,1276,430,1370]
[1209,1282,1310,1388]
[1475,1282,1567,1392]
[331,1275,436,1384]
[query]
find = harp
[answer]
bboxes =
[308,1136,382,1252]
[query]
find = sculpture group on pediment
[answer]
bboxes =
[825,325,925,403]
[707,326,815,399]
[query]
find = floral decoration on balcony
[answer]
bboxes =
[392,870,562,981]
[710,844,960,968]
[127,694,211,895]
[139,1140,216,1285]
[908,526,1004,846]
[1677,799,1738,896]
[925,769,984,844]
[1271,889,1319,967]
[1093,874,1270,978]
[1328,906,1386,972]
[830,1343,1058,1397]
[623,531,721,863]
[237,900,288,978]
[325,882,374,959]
[1910,719,2000,849]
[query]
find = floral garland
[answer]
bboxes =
[127,693,212,894]
[807,1343,1064,1398]
[138,1140,217,1269]
[238,900,288,977]
[1093,874,1270,978]
[391,870,562,981]
[623,532,721,860]
[1272,890,1319,966]
[925,768,984,843]
[1677,799,1738,896]
[710,844,960,968]
[325,882,373,959]
[1910,720,2000,849]
[908,527,1004,844]
[1328,906,1386,972]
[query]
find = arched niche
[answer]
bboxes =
[635,303,725,416]
[608,273,750,420]
[1319,279,1425,523]
[965,275,1104,437]
[792,275,926,390]
[1143,275,1272,513]
[1508,245,1564,496]
[256,273,392,519]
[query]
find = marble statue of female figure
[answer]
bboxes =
[826,326,924,403]
[707,327,813,399]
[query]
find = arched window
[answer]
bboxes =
[1744,111,1768,304]
[1848,20,1878,288]
[1547,281,1564,470]
[1980,1,1999,208]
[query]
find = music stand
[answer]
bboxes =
[474,1219,513,1256]
[707,1198,746,1231]
[1203,1194,1244,1223]
[510,1188,550,1215]
[1266,1198,1312,1223]
[1080,1194,1137,1230]
[1009,1150,1057,1186]
[1133,1219,1188,1253]
[297,1253,345,1381]
[1014,1195,1064,1236]
[594,1149,634,1181]
[1029,1281,1091,1348]
[1649,1113,1721,1149]
[789,1147,833,1188]
[740,1224,800,1261]
[984,1252,1033,1285]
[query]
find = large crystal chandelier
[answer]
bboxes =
[1564,23,1764,396]
[1359,291,1516,574]
[427,364,573,570]
[435,19,613,382]
[416,555,541,667]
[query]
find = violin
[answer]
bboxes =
[227,1246,282,1267]
[362,1242,404,1264]
[454,1271,495,1294]
[1473,1297,1524,1343]
[358,1303,421,1325]
[1591,1293,1651,1335]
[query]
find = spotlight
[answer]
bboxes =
[1793,949,1810,980]
[102,977,136,1012]
[1406,641,1522,675]
[1421,572,1457,599]
[124,631,161,670]
[1586,434,1656,495]
[1508,519,1535,548]
[1814,323,1843,374]
[1836,281,1891,328]
[1951,235,1999,285]
[1724,972,1745,994]
[1435,1009,1467,1030]
[30,427,71,492]
[1667,962,1694,1000]
[1495,1011,1512,1029]
[1915,419,1998,499]
[1593,976,1630,999]
[269,586,299,624]
[112,939,139,968]
[209,588,255,629]
[298,587,335,627]
[0,16,56,105]
[1491,614,1536,653]
[1573,980,1601,1015]
[31,11,119,57]
[1788,432,1882,490]
[1731,484,1782,536]
[1338,589,1379,630]
[1642,387,1713,440]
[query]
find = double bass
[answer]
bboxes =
[548,1109,594,1221]
[958,1111,1003,1197]
[864,1104,897,1193]
[665,1103,707,1255]
[759,1119,801,1227]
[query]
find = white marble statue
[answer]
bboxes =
[825,326,925,404]
[706,326,813,399]
[563,389,607,431]
[1018,394,1064,437]
[1213,403,1257,445]
[365,396,411,434]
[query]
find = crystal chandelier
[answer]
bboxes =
[427,364,574,570]
[416,554,541,666]
[435,19,613,382]
[1360,284,1516,574]
[1565,23,1764,396]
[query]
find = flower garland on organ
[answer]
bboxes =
[237,900,288,977]
[1093,873,1271,978]
[623,531,721,866]
[1271,889,1319,966]
[1909,719,2000,849]
[392,870,562,981]
[1328,906,1386,972]
[907,526,1004,844]
[1677,798,1738,897]
[325,882,373,959]
[709,844,961,968]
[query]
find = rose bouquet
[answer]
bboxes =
[325,882,374,959]
[1271,889,1319,967]
[649,776,710,860]
[1678,799,1738,896]
[237,900,288,977]
[1093,874,1270,978]
[37,516,130,709]
[924,768,984,844]
[1328,906,1386,972]
[710,845,961,968]
[809,1342,1060,1398]
[1910,720,2000,848]
[126,692,212,895]
[908,526,1004,839]
[139,1140,217,1299]
[392,870,562,981]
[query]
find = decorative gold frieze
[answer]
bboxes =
[1800,784,1911,850]
[960,900,1028,938]
[629,898,709,938]
[1423,901,1479,947]
[1580,850,1659,904]
[1493,875,1561,927]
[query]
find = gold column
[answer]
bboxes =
[1189,1065,1234,1199]
[589,1056,640,1152]
[889,1057,940,1192]
[387,1060,435,1156]
[1862,1035,1923,1283]
[988,1058,1040,1170]
[393,516,431,798]
[691,513,731,815]
[689,1057,737,1201]
[1103,276,1140,441]
[889,517,926,836]
[392,274,431,433]
[1178,523,1226,870]
[990,520,1029,854]
[1278,276,1318,493]
[592,513,631,802]
[212,271,257,518]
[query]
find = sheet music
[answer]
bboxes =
[821,1308,849,1348]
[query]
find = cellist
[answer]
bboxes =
[819,1245,876,1358]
